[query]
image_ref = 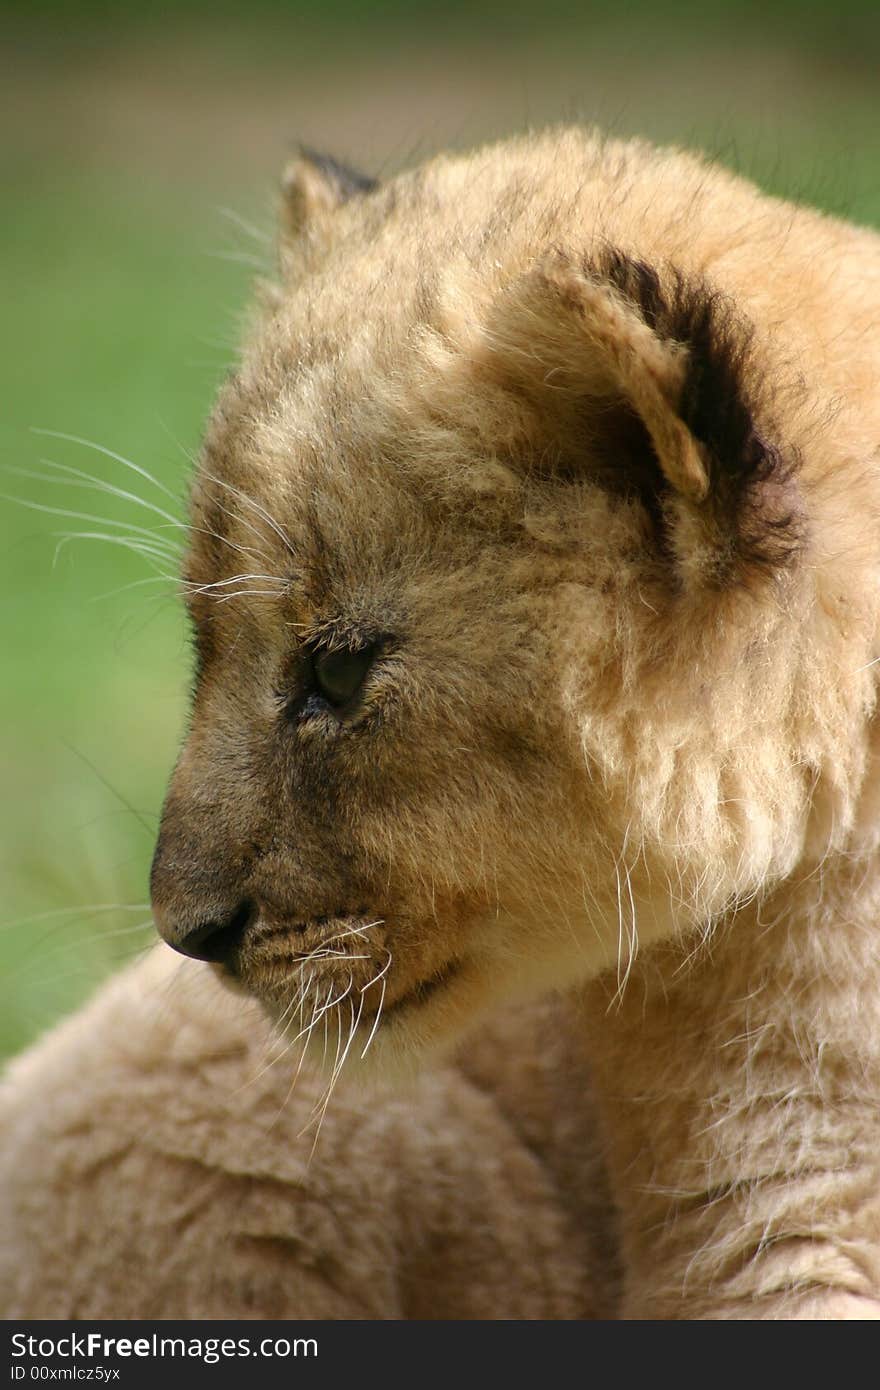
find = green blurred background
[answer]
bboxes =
[2,0,879,1061]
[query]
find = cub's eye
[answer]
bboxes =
[310,643,377,709]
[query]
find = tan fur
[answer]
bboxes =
[1,952,613,1318]
[4,126,880,1318]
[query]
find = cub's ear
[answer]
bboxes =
[281,148,378,234]
[279,148,378,276]
[488,248,803,587]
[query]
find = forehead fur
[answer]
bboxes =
[196,127,871,555]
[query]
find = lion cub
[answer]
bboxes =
[5,127,880,1319]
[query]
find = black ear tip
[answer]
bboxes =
[296,146,379,199]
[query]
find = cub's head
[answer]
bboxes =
[150,131,880,1069]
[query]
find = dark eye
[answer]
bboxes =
[310,643,377,708]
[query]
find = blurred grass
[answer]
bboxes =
[0,171,258,1054]
[2,2,879,1060]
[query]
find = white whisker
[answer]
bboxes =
[359,977,387,1060]
[22,457,183,531]
[30,429,180,504]
[2,493,175,545]
[216,207,271,244]
[201,471,296,557]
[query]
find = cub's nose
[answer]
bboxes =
[155,900,255,965]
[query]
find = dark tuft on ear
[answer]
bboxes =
[279,149,379,271]
[594,247,804,582]
[296,148,379,202]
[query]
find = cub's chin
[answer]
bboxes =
[346,957,499,1081]
[215,950,503,1089]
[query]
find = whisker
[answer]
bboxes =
[290,950,372,962]
[309,989,364,1161]
[201,471,296,558]
[51,530,174,565]
[325,919,384,947]
[21,457,183,530]
[213,588,289,603]
[284,981,337,1051]
[216,206,271,244]
[265,982,325,1128]
[359,949,392,993]
[184,573,287,594]
[0,903,151,934]
[9,920,155,984]
[186,522,274,569]
[22,942,154,994]
[286,979,320,1090]
[359,976,387,1060]
[301,987,350,1144]
[238,971,314,1092]
[1,493,177,545]
[30,429,181,505]
[190,490,277,563]
[90,575,177,602]
[206,249,269,270]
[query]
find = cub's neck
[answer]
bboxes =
[580,854,880,1318]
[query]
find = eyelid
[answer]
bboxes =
[298,622,381,651]
[301,621,396,663]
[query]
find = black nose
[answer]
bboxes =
[164,901,255,965]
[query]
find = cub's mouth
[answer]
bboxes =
[199,908,465,1053]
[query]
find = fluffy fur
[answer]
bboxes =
[4,126,880,1319]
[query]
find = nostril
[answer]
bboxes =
[170,900,255,965]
